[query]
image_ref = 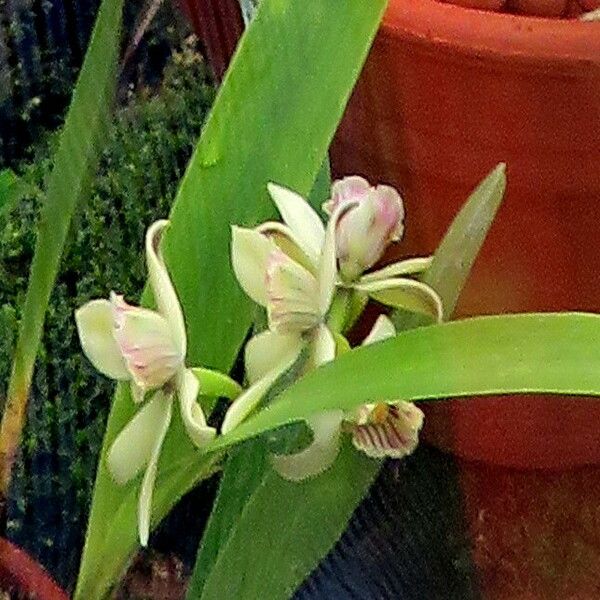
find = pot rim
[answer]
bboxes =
[383,0,600,63]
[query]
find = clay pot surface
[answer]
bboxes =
[0,538,68,600]
[331,0,600,468]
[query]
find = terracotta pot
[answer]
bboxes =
[331,0,600,469]
[175,0,243,81]
[0,538,68,600]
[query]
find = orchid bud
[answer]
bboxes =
[324,176,405,282]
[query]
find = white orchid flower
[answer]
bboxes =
[324,176,443,323]
[75,220,239,545]
[273,315,424,481]
[223,183,352,436]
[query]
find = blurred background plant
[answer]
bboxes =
[0,17,215,589]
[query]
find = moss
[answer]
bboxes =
[0,38,215,590]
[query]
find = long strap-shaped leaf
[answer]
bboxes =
[207,312,600,453]
[74,1,387,598]
[0,0,123,511]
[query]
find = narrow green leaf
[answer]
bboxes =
[394,163,506,329]
[207,313,600,453]
[75,1,386,597]
[0,0,123,500]
[200,443,376,600]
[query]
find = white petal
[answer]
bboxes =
[323,176,370,214]
[362,315,396,346]
[75,299,129,380]
[271,410,344,482]
[318,201,355,316]
[245,330,303,384]
[267,182,325,262]
[106,390,173,486]
[355,278,443,322]
[145,220,187,356]
[266,249,321,334]
[111,294,183,390]
[222,338,303,434]
[311,324,336,367]
[256,221,316,273]
[178,369,217,448]
[138,393,173,547]
[351,402,423,460]
[231,226,274,307]
[360,257,433,283]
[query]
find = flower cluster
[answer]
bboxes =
[229,177,441,480]
[75,176,442,543]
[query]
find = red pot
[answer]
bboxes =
[175,0,243,81]
[0,538,68,600]
[331,0,600,469]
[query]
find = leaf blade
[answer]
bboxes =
[207,313,600,453]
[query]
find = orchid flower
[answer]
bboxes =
[75,220,241,545]
[223,183,351,438]
[273,315,424,481]
[324,176,443,322]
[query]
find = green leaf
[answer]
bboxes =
[75,1,387,598]
[0,0,123,499]
[199,442,376,600]
[394,163,506,330]
[188,162,508,599]
[207,313,600,453]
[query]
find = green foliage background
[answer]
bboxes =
[0,42,215,589]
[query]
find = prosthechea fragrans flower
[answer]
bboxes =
[273,315,424,481]
[226,180,436,481]
[323,176,443,321]
[224,183,352,453]
[75,220,241,545]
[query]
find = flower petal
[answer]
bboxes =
[360,256,433,283]
[256,221,316,273]
[245,330,303,384]
[266,249,321,334]
[178,369,217,448]
[138,393,173,547]
[362,314,396,346]
[323,175,370,214]
[106,390,173,486]
[222,338,303,434]
[318,201,356,315]
[231,226,274,307]
[355,278,443,322]
[145,220,187,356]
[75,299,129,380]
[271,410,344,481]
[267,182,325,262]
[351,401,423,460]
[111,293,183,390]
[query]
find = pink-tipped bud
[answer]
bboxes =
[324,177,404,281]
